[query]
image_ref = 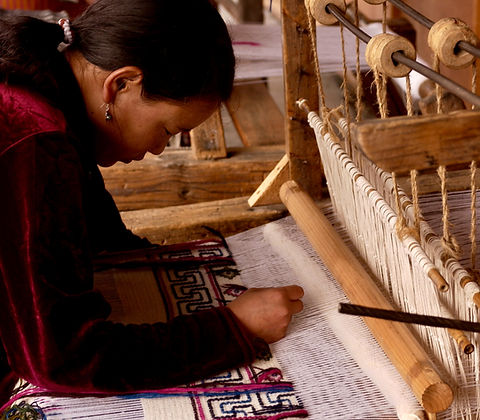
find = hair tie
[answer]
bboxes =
[58,18,73,45]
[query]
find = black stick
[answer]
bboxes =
[339,302,480,333]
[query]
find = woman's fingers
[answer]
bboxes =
[227,285,305,343]
[284,284,304,300]
[289,298,304,314]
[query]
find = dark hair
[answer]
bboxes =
[0,14,69,105]
[0,0,235,104]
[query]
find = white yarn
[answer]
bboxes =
[305,106,480,418]
[464,281,480,304]
[309,111,439,286]
[229,215,422,419]
[262,222,422,419]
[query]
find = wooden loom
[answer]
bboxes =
[249,0,480,418]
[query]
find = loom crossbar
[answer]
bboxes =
[351,110,480,174]
[279,179,453,414]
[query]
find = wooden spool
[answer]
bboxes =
[428,17,479,70]
[307,0,346,26]
[279,180,454,414]
[363,0,386,4]
[366,33,416,78]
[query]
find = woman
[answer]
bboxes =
[0,0,304,407]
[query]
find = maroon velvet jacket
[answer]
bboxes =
[0,83,259,404]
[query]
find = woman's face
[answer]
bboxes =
[66,56,220,167]
[94,95,218,167]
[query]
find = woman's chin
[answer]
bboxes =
[96,153,144,166]
[97,157,122,167]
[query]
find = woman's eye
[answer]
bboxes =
[164,128,172,136]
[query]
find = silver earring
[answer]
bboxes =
[105,103,113,122]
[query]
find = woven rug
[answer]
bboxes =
[5,239,308,420]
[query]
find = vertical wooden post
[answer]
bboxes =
[239,0,264,22]
[474,0,480,96]
[190,109,227,160]
[282,0,322,198]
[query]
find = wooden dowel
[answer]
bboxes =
[448,329,475,355]
[279,180,453,413]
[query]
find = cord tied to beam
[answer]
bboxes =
[428,17,479,70]
[437,166,462,262]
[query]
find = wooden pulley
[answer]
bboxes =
[362,0,386,4]
[306,0,346,26]
[365,33,416,77]
[428,17,478,69]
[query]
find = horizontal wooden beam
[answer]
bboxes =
[101,146,284,211]
[120,196,288,245]
[352,111,480,175]
[397,166,480,196]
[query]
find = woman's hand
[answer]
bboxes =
[228,286,304,343]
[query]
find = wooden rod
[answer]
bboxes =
[279,180,453,413]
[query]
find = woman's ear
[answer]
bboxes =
[102,66,143,104]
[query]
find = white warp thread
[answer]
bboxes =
[263,222,422,420]
[228,215,422,419]
[307,107,480,418]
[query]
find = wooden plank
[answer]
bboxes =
[190,108,227,160]
[398,167,480,196]
[101,145,284,211]
[225,83,285,146]
[418,80,466,115]
[248,154,289,206]
[282,0,322,197]
[351,110,480,175]
[120,196,288,245]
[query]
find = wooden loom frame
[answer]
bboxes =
[252,0,480,206]
[249,0,322,206]
[249,0,480,416]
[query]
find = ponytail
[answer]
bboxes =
[0,15,71,105]
[0,0,236,104]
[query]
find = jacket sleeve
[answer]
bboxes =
[83,160,154,254]
[0,132,259,394]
